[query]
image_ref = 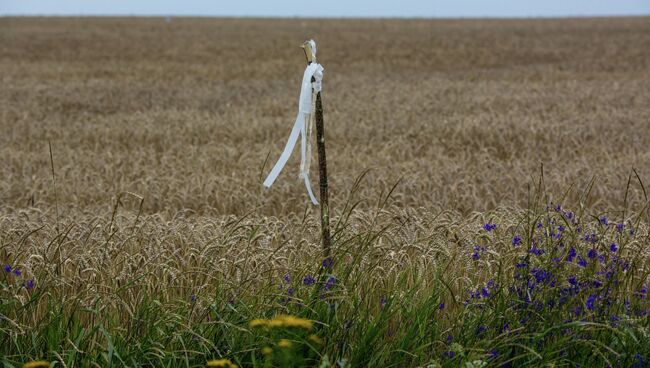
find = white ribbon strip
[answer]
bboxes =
[263,62,324,205]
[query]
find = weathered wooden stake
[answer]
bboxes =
[302,41,332,262]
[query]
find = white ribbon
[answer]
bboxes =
[263,61,323,205]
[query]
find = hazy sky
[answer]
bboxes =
[1,0,649,17]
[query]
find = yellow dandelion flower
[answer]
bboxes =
[308,334,324,345]
[261,346,273,355]
[23,362,49,368]
[277,339,293,348]
[249,319,268,328]
[206,358,237,368]
[267,319,285,328]
[274,314,313,330]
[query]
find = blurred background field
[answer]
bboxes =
[1,17,650,217]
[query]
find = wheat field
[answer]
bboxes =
[2,17,650,216]
[1,17,650,367]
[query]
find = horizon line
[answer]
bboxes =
[2,13,650,19]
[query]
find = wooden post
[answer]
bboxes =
[302,41,332,263]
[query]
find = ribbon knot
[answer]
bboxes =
[263,61,324,205]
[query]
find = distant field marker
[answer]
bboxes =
[263,39,332,259]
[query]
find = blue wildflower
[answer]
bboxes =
[322,257,334,269]
[632,354,646,368]
[2,265,10,273]
[588,249,597,259]
[529,245,544,256]
[616,223,624,232]
[610,243,618,252]
[303,275,315,286]
[287,287,294,296]
[599,216,609,226]
[483,223,497,232]
[567,247,576,262]
[13,269,21,276]
[586,294,597,311]
[568,276,578,286]
[439,302,445,310]
[324,276,336,290]
[512,235,522,246]
[23,279,34,289]
[443,351,454,359]
[574,305,583,317]
[481,287,490,298]
[577,256,588,268]
[283,274,291,283]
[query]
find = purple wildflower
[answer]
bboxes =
[512,235,522,246]
[439,302,445,310]
[481,287,490,298]
[283,274,291,283]
[616,223,624,232]
[599,216,609,226]
[13,269,21,276]
[610,243,618,253]
[24,279,34,289]
[3,265,10,273]
[577,256,588,268]
[568,275,578,286]
[443,351,454,359]
[574,305,583,317]
[567,247,577,263]
[303,275,315,286]
[324,276,336,290]
[586,294,597,311]
[287,287,294,296]
[487,349,499,360]
[483,223,497,232]
[588,249,597,259]
[322,257,334,269]
[633,354,647,368]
